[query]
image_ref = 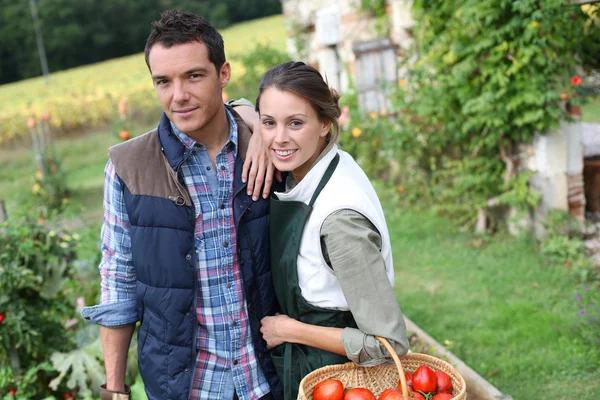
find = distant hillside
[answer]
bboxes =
[0,15,287,147]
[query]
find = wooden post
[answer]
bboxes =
[0,199,7,223]
[29,121,46,180]
[9,338,21,380]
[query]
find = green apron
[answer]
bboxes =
[269,154,358,400]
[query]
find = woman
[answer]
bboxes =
[255,61,409,399]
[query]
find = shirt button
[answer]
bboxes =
[220,165,226,171]
[233,360,238,366]
[206,166,211,171]
[226,283,231,289]
[185,312,191,317]
[258,353,264,360]
[220,203,225,210]
[184,368,189,373]
[186,254,192,260]
[223,242,229,248]
[232,321,238,327]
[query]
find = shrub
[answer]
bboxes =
[390,0,599,226]
[226,43,290,102]
[0,216,79,398]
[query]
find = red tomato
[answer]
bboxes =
[313,379,344,400]
[378,388,403,400]
[435,371,452,394]
[0,314,5,324]
[432,394,454,400]
[405,372,413,387]
[8,388,16,396]
[398,372,413,391]
[412,365,437,393]
[397,372,414,393]
[344,387,377,400]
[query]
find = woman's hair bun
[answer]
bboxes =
[330,88,341,106]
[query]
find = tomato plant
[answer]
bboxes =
[343,387,376,400]
[313,379,344,400]
[435,371,452,394]
[412,366,437,393]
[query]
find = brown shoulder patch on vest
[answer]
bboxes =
[109,130,192,206]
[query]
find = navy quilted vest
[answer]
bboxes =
[110,111,283,400]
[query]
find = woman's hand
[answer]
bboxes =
[260,314,295,349]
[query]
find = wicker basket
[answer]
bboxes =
[297,336,467,400]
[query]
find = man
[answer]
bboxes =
[81,10,282,400]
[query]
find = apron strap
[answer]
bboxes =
[284,342,292,400]
[308,153,340,208]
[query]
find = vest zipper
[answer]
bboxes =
[166,151,198,397]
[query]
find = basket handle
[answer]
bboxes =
[376,336,410,400]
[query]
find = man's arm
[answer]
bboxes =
[80,160,138,396]
[101,325,135,392]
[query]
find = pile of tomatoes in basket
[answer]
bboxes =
[312,365,454,400]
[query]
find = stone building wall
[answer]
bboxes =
[280,0,414,92]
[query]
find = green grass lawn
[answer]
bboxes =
[0,120,156,219]
[2,126,599,399]
[382,194,600,399]
[582,95,600,123]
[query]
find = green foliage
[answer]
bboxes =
[31,155,70,218]
[0,0,282,84]
[496,171,542,209]
[227,43,290,101]
[0,362,56,400]
[26,117,70,217]
[358,0,390,35]
[0,216,78,397]
[49,326,104,396]
[338,108,392,178]
[389,0,599,225]
[541,234,585,262]
[387,206,600,399]
[539,209,597,283]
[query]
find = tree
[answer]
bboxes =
[0,0,283,84]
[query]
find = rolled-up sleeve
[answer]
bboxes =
[80,159,138,327]
[320,209,409,366]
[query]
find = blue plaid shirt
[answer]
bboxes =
[90,109,270,400]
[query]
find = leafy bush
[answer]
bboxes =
[226,43,290,102]
[0,217,79,398]
[390,0,599,225]
[540,209,597,282]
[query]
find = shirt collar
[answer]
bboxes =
[169,107,239,157]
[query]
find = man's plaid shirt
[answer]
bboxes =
[98,109,270,400]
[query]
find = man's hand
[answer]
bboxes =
[238,111,281,200]
[242,125,274,201]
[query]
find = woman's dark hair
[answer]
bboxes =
[256,61,342,142]
[144,10,226,73]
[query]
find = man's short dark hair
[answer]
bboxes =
[144,10,226,72]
